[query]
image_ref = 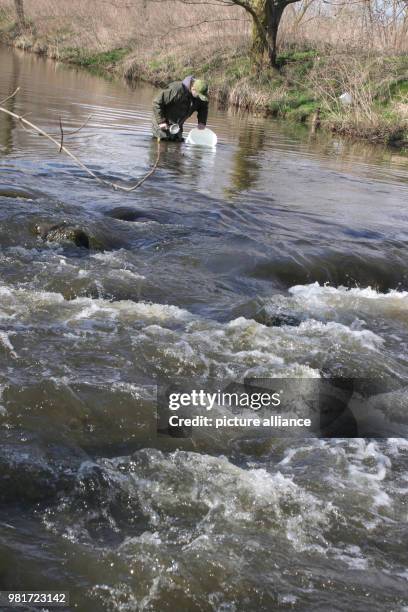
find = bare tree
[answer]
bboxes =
[149,0,302,67]
[14,0,26,30]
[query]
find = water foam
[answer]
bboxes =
[0,331,17,356]
[289,282,408,318]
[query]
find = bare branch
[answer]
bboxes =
[0,87,20,105]
[0,104,161,192]
[124,142,161,191]
[59,117,64,153]
[64,114,93,137]
[155,17,247,38]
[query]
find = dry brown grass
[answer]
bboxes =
[1,0,139,48]
[308,54,408,142]
[0,0,249,56]
[1,0,407,60]
[227,77,272,109]
[395,102,408,118]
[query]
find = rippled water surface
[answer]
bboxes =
[1,46,408,611]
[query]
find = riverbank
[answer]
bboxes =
[1,14,407,149]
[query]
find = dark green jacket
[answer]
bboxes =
[152,79,208,137]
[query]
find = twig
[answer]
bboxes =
[122,140,161,192]
[18,121,39,136]
[64,114,93,137]
[0,104,161,192]
[163,17,247,37]
[59,117,64,153]
[0,87,20,105]
[48,114,93,139]
[58,114,94,149]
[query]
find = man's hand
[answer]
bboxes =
[197,123,206,130]
[159,122,168,130]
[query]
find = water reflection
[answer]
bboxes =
[225,122,266,198]
[0,50,20,154]
[307,127,408,183]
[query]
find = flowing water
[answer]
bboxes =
[1,46,408,611]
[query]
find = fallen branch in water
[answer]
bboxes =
[0,89,161,192]
[62,113,93,138]
[45,114,93,141]
[59,117,64,153]
[0,87,21,105]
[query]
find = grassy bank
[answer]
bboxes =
[125,47,408,147]
[1,5,407,148]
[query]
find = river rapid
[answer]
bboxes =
[1,46,408,611]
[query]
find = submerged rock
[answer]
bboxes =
[255,310,302,328]
[0,185,39,200]
[0,434,83,504]
[0,443,58,503]
[32,221,91,249]
[106,206,155,223]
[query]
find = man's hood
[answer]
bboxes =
[182,75,194,91]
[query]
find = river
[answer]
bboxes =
[0,45,408,611]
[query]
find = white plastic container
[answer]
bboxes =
[186,128,217,147]
[339,92,352,106]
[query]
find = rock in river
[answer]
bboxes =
[32,221,91,249]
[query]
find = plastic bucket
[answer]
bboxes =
[186,128,217,147]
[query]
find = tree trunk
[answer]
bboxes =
[248,0,297,69]
[14,0,26,30]
[265,1,285,68]
[250,0,268,66]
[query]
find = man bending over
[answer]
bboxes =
[152,75,209,141]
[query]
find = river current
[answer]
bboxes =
[0,46,408,611]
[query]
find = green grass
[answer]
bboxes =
[224,56,252,80]
[200,55,225,76]
[390,79,408,97]
[62,47,129,69]
[268,93,318,122]
[0,10,16,35]
[276,49,318,71]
